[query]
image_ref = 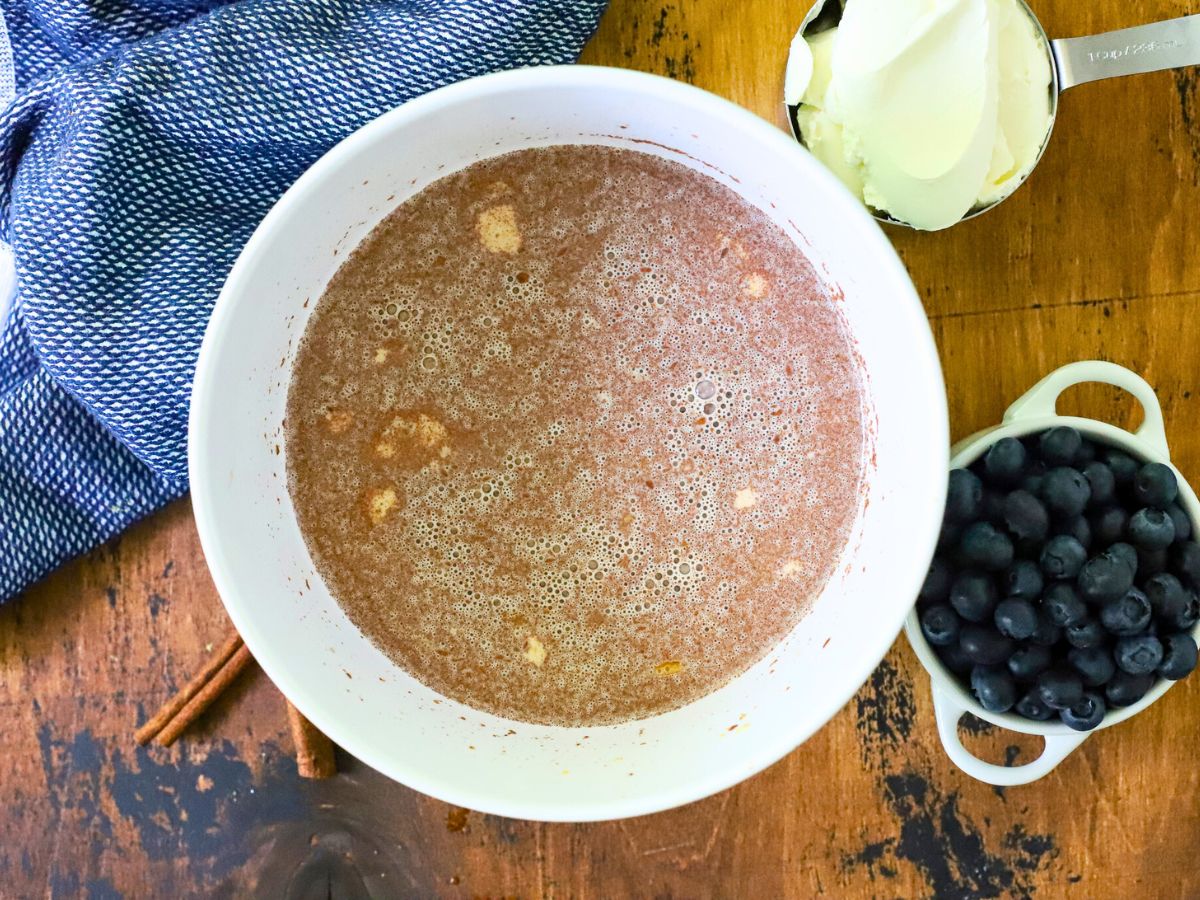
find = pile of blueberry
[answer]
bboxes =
[919,426,1199,731]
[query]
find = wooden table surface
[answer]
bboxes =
[5,1,1200,897]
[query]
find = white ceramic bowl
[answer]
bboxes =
[906,361,1200,786]
[189,65,948,821]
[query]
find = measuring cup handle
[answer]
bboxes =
[1053,15,1200,91]
[1002,360,1169,458]
[932,688,1088,786]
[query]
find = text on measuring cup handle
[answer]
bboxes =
[1086,38,1183,64]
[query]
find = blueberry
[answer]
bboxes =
[1103,449,1139,487]
[1136,546,1168,578]
[918,557,953,606]
[949,572,998,623]
[994,597,1038,640]
[1077,553,1135,604]
[984,438,1027,485]
[1167,504,1192,542]
[1015,691,1056,721]
[1114,634,1164,675]
[1040,535,1087,580]
[1021,473,1045,496]
[1171,541,1200,586]
[959,625,1015,666]
[920,604,961,647]
[1133,462,1179,510]
[1041,582,1086,626]
[946,469,984,522]
[1036,668,1084,710]
[959,521,1015,571]
[1099,588,1152,636]
[1108,542,1139,575]
[1076,441,1098,465]
[936,641,975,675]
[1007,643,1052,681]
[938,518,962,553]
[1068,646,1117,687]
[1055,514,1091,550]
[1090,506,1129,547]
[980,489,1007,524]
[1065,617,1107,649]
[1041,467,1091,517]
[1039,427,1083,467]
[971,666,1018,713]
[1144,573,1188,620]
[1128,508,1176,550]
[1003,490,1050,543]
[1005,560,1044,600]
[1060,692,1106,731]
[1164,590,1200,631]
[1159,633,1198,680]
[1105,670,1155,707]
[1082,461,1116,509]
[1030,610,1063,646]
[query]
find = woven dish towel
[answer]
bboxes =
[0,0,608,601]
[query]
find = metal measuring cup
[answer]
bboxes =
[785,2,1200,228]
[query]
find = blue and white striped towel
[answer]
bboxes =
[0,0,608,601]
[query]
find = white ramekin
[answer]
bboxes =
[905,361,1200,786]
[189,65,948,821]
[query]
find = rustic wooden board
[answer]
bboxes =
[3,1,1200,896]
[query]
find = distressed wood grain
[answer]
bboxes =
[3,0,1200,896]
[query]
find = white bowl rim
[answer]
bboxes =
[188,64,948,820]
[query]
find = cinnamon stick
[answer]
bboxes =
[136,629,245,745]
[153,642,255,747]
[136,626,336,778]
[286,701,337,778]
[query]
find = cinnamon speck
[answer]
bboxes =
[446,807,470,832]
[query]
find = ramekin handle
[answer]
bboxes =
[932,687,1088,786]
[1001,360,1169,458]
